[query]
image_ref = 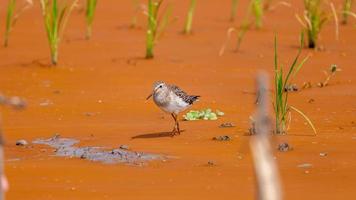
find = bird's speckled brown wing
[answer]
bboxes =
[169,84,200,105]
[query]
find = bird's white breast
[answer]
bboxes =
[154,91,190,114]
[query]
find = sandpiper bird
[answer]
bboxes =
[146,81,200,136]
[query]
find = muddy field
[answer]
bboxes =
[0,0,355,199]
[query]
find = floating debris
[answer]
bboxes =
[183,109,224,121]
[39,99,53,107]
[207,160,216,166]
[284,84,298,92]
[33,135,166,165]
[277,142,292,152]
[302,81,312,89]
[297,163,313,168]
[219,122,235,128]
[119,145,130,150]
[308,98,315,103]
[16,139,28,146]
[319,152,328,157]
[212,135,232,141]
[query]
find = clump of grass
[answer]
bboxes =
[342,0,353,24]
[145,0,172,59]
[39,0,78,65]
[230,0,239,22]
[4,0,33,47]
[183,0,197,34]
[273,33,316,135]
[251,0,263,29]
[85,0,97,39]
[297,0,328,49]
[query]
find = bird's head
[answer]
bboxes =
[146,81,167,100]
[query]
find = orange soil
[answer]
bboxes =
[0,0,355,199]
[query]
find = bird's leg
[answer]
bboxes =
[171,113,178,136]
[176,116,181,135]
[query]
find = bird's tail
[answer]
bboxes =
[191,95,200,103]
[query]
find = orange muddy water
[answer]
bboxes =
[0,0,355,199]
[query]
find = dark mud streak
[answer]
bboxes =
[32,136,166,165]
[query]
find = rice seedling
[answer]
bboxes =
[219,17,251,56]
[39,0,78,65]
[4,0,33,47]
[4,0,16,47]
[273,33,316,135]
[251,0,263,29]
[183,0,197,34]
[230,0,239,22]
[342,0,353,24]
[297,0,328,49]
[219,0,267,55]
[85,0,97,39]
[145,0,172,59]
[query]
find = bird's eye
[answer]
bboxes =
[159,85,163,88]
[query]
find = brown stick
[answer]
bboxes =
[250,72,282,200]
[0,115,4,200]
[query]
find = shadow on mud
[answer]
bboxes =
[131,130,186,139]
[32,135,167,165]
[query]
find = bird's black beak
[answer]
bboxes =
[146,92,153,100]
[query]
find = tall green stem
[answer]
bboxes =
[4,0,16,47]
[183,0,197,34]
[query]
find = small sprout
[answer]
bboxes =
[330,64,338,73]
[318,64,341,87]
[230,0,239,22]
[4,0,33,47]
[85,0,98,39]
[342,0,353,24]
[251,0,263,29]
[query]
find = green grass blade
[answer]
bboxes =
[183,0,197,34]
[230,0,239,21]
[4,0,16,47]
